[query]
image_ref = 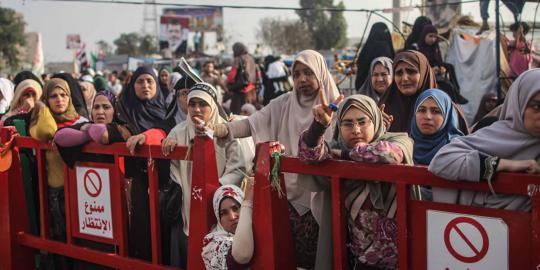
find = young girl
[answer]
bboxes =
[201,181,254,270]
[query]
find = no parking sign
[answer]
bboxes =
[427,210,508,270]
[76,166,113,239]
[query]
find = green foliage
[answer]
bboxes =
[113,32,157,56]
[139,34,157,56]
[258,17,313,54]
[0,7,26,71]
[296,0,348,50]
[114,32,140,55]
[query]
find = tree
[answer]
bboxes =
[139,34,157,56]
[296,0,348,50]
[257,17,313,54]
[0,7,26,71]
[114,32,140,55]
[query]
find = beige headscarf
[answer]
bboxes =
[167,82,246,234]
[1,79,43,121]
[246,49,341,213]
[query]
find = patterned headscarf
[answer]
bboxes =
[202,185,245,270]
[43,78,79,123]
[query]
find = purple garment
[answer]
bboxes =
[53,127,90,147]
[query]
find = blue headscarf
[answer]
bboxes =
[411,89,463,165]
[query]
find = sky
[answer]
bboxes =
[1,0,539,62]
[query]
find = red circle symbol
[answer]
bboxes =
[83,169,102,197]
[444,216,489,263]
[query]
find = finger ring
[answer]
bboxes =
[328,103,338,112]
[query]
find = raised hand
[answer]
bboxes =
[379,104,394,130]
[312,88,344,126]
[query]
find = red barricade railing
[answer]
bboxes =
[251,142,540,270]
[0,127,219,270]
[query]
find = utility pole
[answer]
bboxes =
[393,0,402,31]
[142,0,158,41]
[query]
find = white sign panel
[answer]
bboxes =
[427,210,508,270]
[76,166,113,239]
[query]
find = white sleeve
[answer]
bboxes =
[231,200,254,264]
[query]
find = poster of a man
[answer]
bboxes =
[159,16,190,57]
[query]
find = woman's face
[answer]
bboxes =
[524,91,540,138]
[424,32,438,46]
[292,62,319,97]
[177,88,189,113]
[160,70,169,85]
[91,95,114,124]
[47,87,70,114]
[19,88,37,110]
[80,83,93,101]
[339,107,375,148]
[219,198,240,234]
[394,62,421,96]
[415,97,444,135]
[188,97,212,123]
[371,63,392,95]
[134,74,157,101]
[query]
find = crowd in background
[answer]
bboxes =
[0,13,539,270]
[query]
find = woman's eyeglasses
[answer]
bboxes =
[340,119,371,130]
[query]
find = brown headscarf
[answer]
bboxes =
[380,50,437,132]
[42,78,78,124]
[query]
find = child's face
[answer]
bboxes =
[425,33,438,46]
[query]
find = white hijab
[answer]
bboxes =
[0,78,14,114]
[201,185,244,270]
[246,49,340,214]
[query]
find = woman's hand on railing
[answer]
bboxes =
[312,88,344,127]
[244,177,255,202]
[498,159,540,175]
[126,134,146,155]
[161,138,178,156]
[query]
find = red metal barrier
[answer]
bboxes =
[0,128,219,270]
[252,142,540,270]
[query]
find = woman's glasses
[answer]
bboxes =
[340,119,371,130]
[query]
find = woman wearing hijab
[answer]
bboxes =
[12,70,43,91]
[404,16,433,50]
[473,92,498,124]
[159,67,171,98]
[298,94,413,269]
[202,182,255,270]
[358,57,393,103]
[411,89,464,200]
[417,25,444,72]
[30,78,88,269]
[79,79,96,117]
[1,78,43,123]
[429,68,540,211]
[380,50,438,132]
[115,66,174,262]
[355,22,395,90]
[227,42,259,114]
[52,73,89,119]
[210,50,341,270]
[162,82,247,267]
[0,78,14,115]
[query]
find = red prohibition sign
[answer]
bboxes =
[444,216,489,263]
[83,169,102,198]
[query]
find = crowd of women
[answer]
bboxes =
[0,22,539,270]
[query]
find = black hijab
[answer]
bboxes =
[355,22,395,90]
[417,25,443,67]
[380,50,437,133]
[405,16,433,50]
[13,70,42,91]
[118,66,169,134]
[51,73,89,119]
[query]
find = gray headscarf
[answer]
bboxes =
[332,94,413,209]
[429,68,540,210]
[358,57,393,103]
